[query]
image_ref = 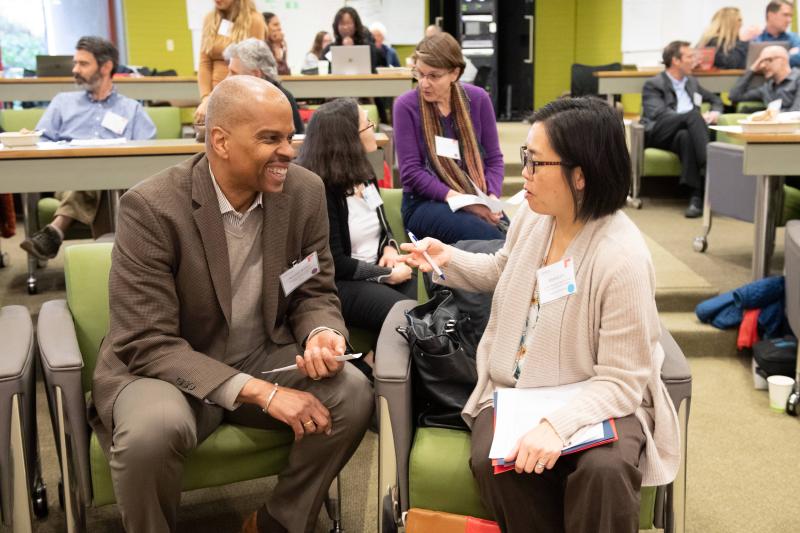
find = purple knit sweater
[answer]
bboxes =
[393,83,504,202]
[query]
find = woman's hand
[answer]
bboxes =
[504,419,563,474]
[398,237,452,273]
[378,246,400,268]
[385,263,413,285]
[462,204,501,225]
[193,97,209,125]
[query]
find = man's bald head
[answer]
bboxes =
[205,76,289,135]
[763,45,790,61]
[757,45,792,80]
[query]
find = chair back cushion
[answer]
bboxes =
[0,108,45,131]
[64,243,113,393]
[144,106,182,139]
[643,148,682,177]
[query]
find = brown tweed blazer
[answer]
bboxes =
[88,153,346,450]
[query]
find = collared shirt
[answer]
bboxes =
[35,88,156,142]
[665,71,694,114]
[754,30,800,68]
[730,68,800,111]
[209,164,263,226]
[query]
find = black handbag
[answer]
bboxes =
[398,289,478,430]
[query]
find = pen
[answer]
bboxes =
[407,231,446,280]
[260,353,362,375]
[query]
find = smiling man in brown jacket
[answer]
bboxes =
[88,76,372,533]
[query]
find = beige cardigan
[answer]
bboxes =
[438,205,681,487]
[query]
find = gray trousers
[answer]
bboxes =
[470,409,645,533]
[109,342,373,533]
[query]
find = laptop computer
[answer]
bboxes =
[331,45,372,75]
[745,41,790,68]
[694,47,716,71]
[36,55,73,77]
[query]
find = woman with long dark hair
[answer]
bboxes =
[321,6,385,72]
[296,98,416,377]
[262,12,290,75]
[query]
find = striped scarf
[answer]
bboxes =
[418,82,487,195]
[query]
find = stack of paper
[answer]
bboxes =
[489,381,618,474]
[447,187,525,213]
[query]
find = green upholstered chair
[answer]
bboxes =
[36,243,344,531]
[375,302,692,533]
[144,106,182,139]
[0,108,45,132]
[735,101,766,114]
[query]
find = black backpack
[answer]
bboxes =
[753,336,798,378]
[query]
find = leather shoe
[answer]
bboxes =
[241,505,288,533]
[684,196,703,218]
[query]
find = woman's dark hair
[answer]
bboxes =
[262,11,277,24]
[76,35,119,75]
[295,98,375,193]
[530,97,630,221]
[332,7,369,45]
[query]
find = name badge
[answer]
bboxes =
[101,111,128,135]
[218,19,233,37]
[280,251,320,296]
[536,257,577,305]
[362,183,384,209]
[434,135,460,160]
[693,92,703,107]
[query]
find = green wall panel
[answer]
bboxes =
[574,0,621,65]
[124,0,195,77]
[534,0,577,110]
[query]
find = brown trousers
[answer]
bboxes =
[470,409,645,533]
[109,342,373,533]
[54,190,113,236]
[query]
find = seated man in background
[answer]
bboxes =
[641,40,723,218]
[753,1,800,68]
[223,38,305,134]
[20,36,156,260]
[730,45,800,111]
[89,75,372,533]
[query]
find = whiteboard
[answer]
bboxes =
[185,0,424,73]
[622,0,766,67]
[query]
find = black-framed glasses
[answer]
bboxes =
[520,146,566,174]
[359,120,376,134]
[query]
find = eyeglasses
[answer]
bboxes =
[520,146,566,174]
[411,68,451,82]
[359,120,375,134]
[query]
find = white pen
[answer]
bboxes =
[407,231,446,280]
[260,353,362,375]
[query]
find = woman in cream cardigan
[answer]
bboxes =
[401,97,680,533]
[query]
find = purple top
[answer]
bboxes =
[393,83,504,202]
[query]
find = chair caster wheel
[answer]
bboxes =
[626,197,643,209]
[27,281,38,295]
[0,251,8,268]
[787,391,799,416]
[32,484,48,518]
[693,236,708,253]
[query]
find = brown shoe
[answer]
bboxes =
[241,506,288,533]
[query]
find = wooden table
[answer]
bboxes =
[595,69,745,104]
[710,126,800,279]
[0,74,414,103]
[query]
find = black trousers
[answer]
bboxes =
[336,275,417,335]
[470,408,645,533]
[645,110,711,192]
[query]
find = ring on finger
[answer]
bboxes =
[535,460,546,469]
[303,419,315,428]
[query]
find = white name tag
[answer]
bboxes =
[100,111,128,135]
[435,135,460,160]
[218,19,233,37]
[536,257,577,305]
[280,252,320,296]
[693,92,703,107]
[362,183,384,209]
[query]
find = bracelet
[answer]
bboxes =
[262,383,279,414]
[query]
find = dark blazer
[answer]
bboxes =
[640,72,724,133]
[325,179,398,282]
[88,153,345,449]
[704,37,748,70]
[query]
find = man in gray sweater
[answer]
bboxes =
[730,45,800,111]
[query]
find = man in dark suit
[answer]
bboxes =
[88,76,372,532]
[641,40,724,217]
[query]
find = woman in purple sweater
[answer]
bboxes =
[393,33,505,243]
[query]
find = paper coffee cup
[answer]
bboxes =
[767,375,795,412]
[318,60,329,75]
